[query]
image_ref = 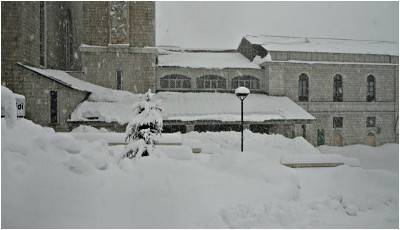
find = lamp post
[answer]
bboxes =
[235,87,250,152]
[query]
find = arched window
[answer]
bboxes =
[197,75,226,89]
[333,74,343,102]
[298,73,309,101]
[160,74,191,89]
[231,75,260,89]
[65,9,73,69]
[367,75,376,102]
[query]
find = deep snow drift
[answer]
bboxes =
[2,119,398,228]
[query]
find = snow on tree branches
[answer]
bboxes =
[123,89,163,159]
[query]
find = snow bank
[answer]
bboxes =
[1,85,17,128]
[71,92,315,124]
[2,119,398,228]
[318,144,399,173]
[158,50,261,69]
[71,125,109,133]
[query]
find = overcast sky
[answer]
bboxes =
[156,1,399,49]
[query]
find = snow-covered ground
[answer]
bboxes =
[2,119,398,228]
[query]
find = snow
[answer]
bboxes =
[1,85,17,128]
[280,153,360,167]
[245,35,399,56]
[252,54,272,64]
[2,119,398,228]
[318,144,399,173]
[235,86,250,95]
[71,92,315,124]
[17,63,133,102]
[158,49,261,69]
[270,60,399,66]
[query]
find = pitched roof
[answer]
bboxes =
[158,49,260,69]
[17,63,133,102]
[71,92,315,124]
[245,35,398,56]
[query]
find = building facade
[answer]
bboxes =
[238,35,399,146]
[1,2,398,145]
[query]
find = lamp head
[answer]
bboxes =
[235,87,250,101]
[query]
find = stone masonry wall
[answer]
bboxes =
[46,2,66,70]
[14,65,89,131]
[264,61,398,145]
[2,2,83,91]
[82,1,110,46]
[1,2,22,89]
[80,46,156,93]
[268,51,398,64]
[305,111,396,146]
[129,2,155,47]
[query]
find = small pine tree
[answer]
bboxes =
[124,89,163,159]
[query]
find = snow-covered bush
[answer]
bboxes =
[1,85,17,128]
[123,89,163,158]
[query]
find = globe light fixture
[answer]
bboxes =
[235,87,250,152]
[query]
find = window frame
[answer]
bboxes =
[333,116,343,128]
[160,74,191,89]
[333,74,343,102]
[197,75,226,89]
[116,70,123,90]
[367,75,376,102]
[366,116,376,127]
[49,90,58,124]
[231,75,261,90]
[298,73,309,101]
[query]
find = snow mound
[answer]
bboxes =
[2,119,398,228]
[71,125,109,133]
[155,145,193,160]
[1,85,17,128]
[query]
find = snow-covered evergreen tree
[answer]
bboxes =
[123,89,163,158]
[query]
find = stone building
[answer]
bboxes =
[238,35,399,146]
[1,1,156,130]
[1,2,398,146]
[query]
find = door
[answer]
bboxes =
[334,133,343,146]
[366,133,376,146]
[317,129,325,146]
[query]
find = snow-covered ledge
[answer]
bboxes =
[79,44,157,54]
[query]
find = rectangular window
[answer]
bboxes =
[333,117,343,128]
[116,70,122,90]
[366,117,376,127]
[50,91,57,124]
[39,1,46,67]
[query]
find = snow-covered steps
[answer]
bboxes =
[280,154,360,168]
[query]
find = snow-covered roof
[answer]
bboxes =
[17,63,133,102]
[245,35,399,56]
[158,50,261,69]
[71,92,315,124]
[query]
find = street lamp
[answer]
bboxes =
[235,86,250,152]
